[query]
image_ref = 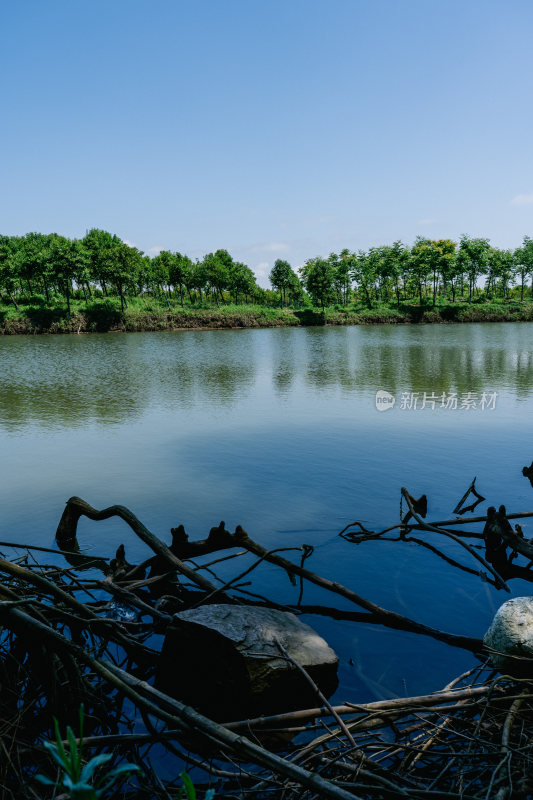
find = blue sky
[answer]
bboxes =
[2,0,533,285]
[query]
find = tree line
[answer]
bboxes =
[1,230,533,312]
[0,230,260,312]
[294,235,533,309]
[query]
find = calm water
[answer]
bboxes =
[2,322,533,706]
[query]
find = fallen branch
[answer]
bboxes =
[235,525,483,652]
[401,487,510,592]
[224,685,490,730]
[453,477,485,516]
[55,496,234,600]
[1,603,364,800]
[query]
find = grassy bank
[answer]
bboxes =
[2,297,533,334]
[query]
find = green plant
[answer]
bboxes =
[177,770,215,800]
[35,705,141,799]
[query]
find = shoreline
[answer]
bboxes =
[2,302,533,335]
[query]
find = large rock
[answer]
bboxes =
[484,597,533,674]
[156,604,338,720]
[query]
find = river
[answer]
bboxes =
[2,322,533,704]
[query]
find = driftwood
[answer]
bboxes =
[453,476,486,515]
[56,496,482,652]
[56,496,234,600]
[2,603,358,800]
[411,509,533,528]
[401,487,510,591]
[223,684,491,731]
[2,482,533,799]
[400,491,427,524]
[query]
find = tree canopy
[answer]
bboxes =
[1,229,533,313]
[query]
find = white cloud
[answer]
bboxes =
[148,245,164,256]
[122,238,137,248]
[417,218,437,226]
[265,241,290,252]
[511,194,533,206]
[254,261,270,278]
[246,241,290,255]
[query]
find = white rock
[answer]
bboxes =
[484,596,533,673]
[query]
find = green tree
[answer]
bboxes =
[14,232,55,298]
[432,239,458,302]
[299,257,336,309]
[150,250,174,307]
[0,235,19,309]
[228,261,256,303]
[269,259,293,307]
[388,241,410,305]
[409,238,433,304]
[103,242,142,310]
[515,236,533,300]
[487,248,515,298]
[187,259,208,303]
[367,245,403,304]
[329,251,352,305]
[202,250,231,304]
[457,235,491,301]
[168,253,192,306]
[287,270,305,306]
[350,250,376,308]
[48,235,89,313]
[70,240,91,303]
[416,238,457,305]
[83,229,122,296]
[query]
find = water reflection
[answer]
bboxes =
[300,325,533,397]
[0,330,257,429]
[2,323,533,703]
[1,323,533,430]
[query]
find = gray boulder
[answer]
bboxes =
[484,597,533,674]
[156,604,338,720]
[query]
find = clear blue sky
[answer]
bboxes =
[2,0,533,285]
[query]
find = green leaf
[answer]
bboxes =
[80,752,112,783]
[52,717,69,770]
[96,763,142,794]
[179,771,197,800]
[43,740,70,772]
[77,703,85,777]
[66,724,81,780]
[34,774,57,786]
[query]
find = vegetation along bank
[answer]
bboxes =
[2,229,533,333]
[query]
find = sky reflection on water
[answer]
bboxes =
[1,323,533,702]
